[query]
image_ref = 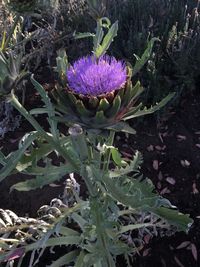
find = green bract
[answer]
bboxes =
[53,67,144,130]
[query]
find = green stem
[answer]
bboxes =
[69,126,98,197]
[81,165,97,197]
[3,14,20,51]
[103,130,115,171]
[91,198,115,267]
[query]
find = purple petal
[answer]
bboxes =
[66,55,127,96]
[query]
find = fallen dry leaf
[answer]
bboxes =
[158,133,164,143]
[147,145,154,151]
[166,177,176,185]
[157,181,162,189]
[190,243,198,261]
[5,247,25,261]
[174,256,185,267]
[144,234,151,244]
[180,159,190,167]
[176,241,191,249]
[121,151,132,158]
[162,132,168,137]
[155,145,166,151]
[158,171,163,180]
[142,248,151,257]
[192,182,199,194]
[176,135,186,141]
[153,160,159,170]
[160,187,171,195]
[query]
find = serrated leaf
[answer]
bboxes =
[74,251,87,267]
[93,19,104,52]
[107,122,136,134]
[148,207,193,232]
[11,163,75,191]
[132,37,159,76]
[109,151,143,177]
[15,141,53,172]
[123,93,175,121]
[122,103,143,119]
[83,252,103,267]
[95,21,118,58]
[0,132,39,182]
[71,213,87,231]
[10,91,78,170]
[102,175,158,209]
[118,223,153,234]
[31,76,59,140]
[49,250,79,267]
[59,226,80,236]
[26,236,82,252]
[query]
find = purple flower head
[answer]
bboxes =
[66,55,127,96]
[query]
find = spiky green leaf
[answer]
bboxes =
[132,37,159,76]
[148,207,193,232]
[95,21,118,58]
[49,250,80,267]
[123,93,175,121]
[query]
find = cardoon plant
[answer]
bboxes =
[0,17,192,267]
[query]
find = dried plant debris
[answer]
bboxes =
[0,101,21,138]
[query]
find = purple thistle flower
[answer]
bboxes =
[66,55,127,96]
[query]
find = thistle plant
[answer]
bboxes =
[0,73,192,266]
[0,17,193,267]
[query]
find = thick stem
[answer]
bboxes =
[103,130,115,171]
[91,198,115,267]
[69,124,97,197]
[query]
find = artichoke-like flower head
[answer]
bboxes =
[67,55,127,96]
[54,54,143,130]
